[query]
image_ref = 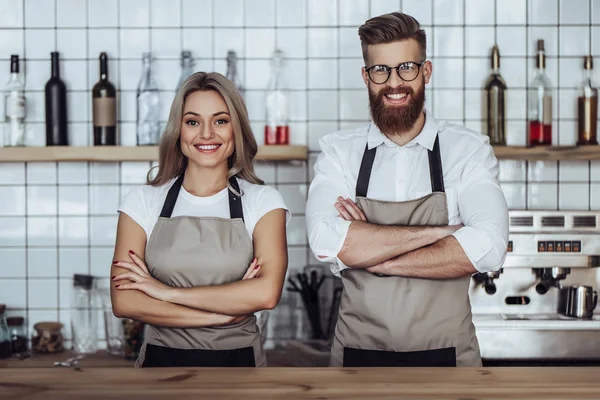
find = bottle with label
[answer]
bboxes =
[92,52,117,146]
[577,55,598,146]
[484,45,506,145]
[264,49,289,145]
[226,50,243,96]
[527,39,552,147]
[3,55,26,147]
[136,52,161,146]
[176,50,195,91]
[45,52,68,146]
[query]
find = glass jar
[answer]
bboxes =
[0,304,12,359]
[122,318,144,360]
[6,316,27,353]
[71,274,98,355]
[32,322,64,354]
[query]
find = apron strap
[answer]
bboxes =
[228,176,244,222]
[355,134,445,198]
[158,175,245,222]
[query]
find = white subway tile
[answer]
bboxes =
[559,57,584,89]
[339,0,368,25]
[280,59,307,90]
[88,29,119,59]
[28,279,58,308]
[0,248,26,278]
[89,163,119,184]
[246,0,275,26]
[150,0,180,27]
[182,29,213,59]
[67,123,89,147]
[24,123,45,147]
[497,0,526,24]
[246,29,276,59]
[308,0,337,25]
[465,0,494,25]
[593,27,600,58]
[529,0,558,24]
[0,279,26,308]
[214,28,245,58]
[402,0,432,25]
[26,163,56,184]
[90,185,119,215]
[433,27,463,57]
[559,161,589,181]
[277,162,307,183]
[24,60,48,91]
[0,163,25,184]
[119,122,137,146]
[57,0,86,27]
[506,89,527,120]
[528,160,558,181]
[28,248,58,278]
[464,27,495,57]
[287,247,307,271]
[0,29,24,58]
[58,186,88,215]
[121,162,151,184]
[154,59,180,95]
[58,162,88,184]
[56,29,86,59]
[497,27,527,57]
[431,58,463,89]
[500,182,527,209]
[254,162,276,184]
[288,91,307,121]
[528,183,558,209]
[339,58,365,89]
[308,59,338,89]
[558,119,577,146]
[90,248,113,277]
[369,0,400,18]
[27,186,57,216]
[464,89,483,120]
[88,0,118,27]
[560,0,590,24]
[151,29,181,59]
[0,0,23,27]
[288,122,307,145]
[90,216,118,246]
[506,120,527,147]
[58,278,71,308]
[66,91,88,122]
[501,58,527,89]
[26,92,44,123]
[591,183,600,209]
[27,217,58,246]
[433,0,463,25]
[559,89,577,120]
[244,90,265,121]
[58,216,88,246]
[0,186,25,216]
[25,0,54,28]
[62,60,88,90]
[339,27,362,58]
[25,29,55,60]
[120,0,149,27]
[308,28,338,58]
[308,122,338,151]
[276,29,306,59]
[594,0,600,24]
[339,89,368,121]
[560,26,590,57]
[58,247,88,277]
[277,0,306,26]
[433,89,464,120]
[559,183,589,210]
[286,216,307,245]
[499,160,527,182]
[120,29,150,59]
[278,184,307,215]
[214,0,244,26]
[308,90,338,120]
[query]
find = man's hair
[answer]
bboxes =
[358,12,426,65]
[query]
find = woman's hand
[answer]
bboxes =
[335,196,367,222]
[112,251,175,302]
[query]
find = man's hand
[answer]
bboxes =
[335,197,367,221]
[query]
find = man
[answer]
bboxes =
[305,12,509,368]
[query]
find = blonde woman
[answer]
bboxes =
[110,72,290,368]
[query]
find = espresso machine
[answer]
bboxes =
[469,210,600,364]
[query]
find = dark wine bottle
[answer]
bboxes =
[45,52,68,146]
[92,52,117,146]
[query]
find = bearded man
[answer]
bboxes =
[305,12,509,368]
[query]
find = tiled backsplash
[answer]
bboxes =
[0,0,600,347]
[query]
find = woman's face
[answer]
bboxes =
[180,90,235,169]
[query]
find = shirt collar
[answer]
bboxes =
[366,110,439,151]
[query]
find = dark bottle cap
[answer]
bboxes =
[73,274,94,289]
[50,51,60,77]
[7,316,24,327]
[491,45,500,70]
[10,55,19,73]
[0,304,5,314]
[584,55,593,70]
[99,52,108,78]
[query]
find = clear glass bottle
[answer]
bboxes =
[577,55,598,146]
[136,52,161,146]
[0,304,12,359]
[226,50,243,96]
[71,274,98,355]
[484,45,506,145]
[264,49,289,145]
[528,39,553,147]
[176,50,195,91]
[7,316,27,354]
[3,55,26,147]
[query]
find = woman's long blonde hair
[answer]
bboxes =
[147,71,264,193]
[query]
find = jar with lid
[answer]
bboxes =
[32,322,65,354]
[7,316,27,353]
[71,274,98,354]
[0,304,12,359]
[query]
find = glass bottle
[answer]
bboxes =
[484,45,506,145]
[6,316,27,354]
[71,274,98,355]
[92,52,117,146]
[528,39,552,147]
[3,55,26,147]
[136,52,161,146]
[226,50,243,96]
[577,55,598,146]
[45,52,68,146]
[0,304,11,359]
[264,49,289,145]
[176,50,195,91]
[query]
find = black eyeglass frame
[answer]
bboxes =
[364,60,427,84]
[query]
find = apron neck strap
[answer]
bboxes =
[158,174,245,222]
[355,134,445,198]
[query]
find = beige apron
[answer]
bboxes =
[135,175,266,368]
[330,135,481,367]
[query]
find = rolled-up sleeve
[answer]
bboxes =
[452,142,509,273]
[306,136,354,276]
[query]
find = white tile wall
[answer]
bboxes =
[0,0,598,346]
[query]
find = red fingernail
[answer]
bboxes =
[128,250,134,255]
[115,285,120,288]
[112,260,118,264]
[255,264,261,269]
[111,276,115,279]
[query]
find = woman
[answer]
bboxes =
[110,72,290,368]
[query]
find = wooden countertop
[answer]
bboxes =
[2,366,600,399]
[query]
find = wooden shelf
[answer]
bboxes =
[492,145,600,161]
[0,145,308,162]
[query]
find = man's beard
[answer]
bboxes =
[368,81,425,136]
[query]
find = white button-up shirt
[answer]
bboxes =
[306,113,509,276]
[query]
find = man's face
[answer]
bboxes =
[362,39,432,136]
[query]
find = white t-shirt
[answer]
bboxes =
[118,177,291,241]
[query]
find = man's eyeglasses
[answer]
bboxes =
[365,60,426,84]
